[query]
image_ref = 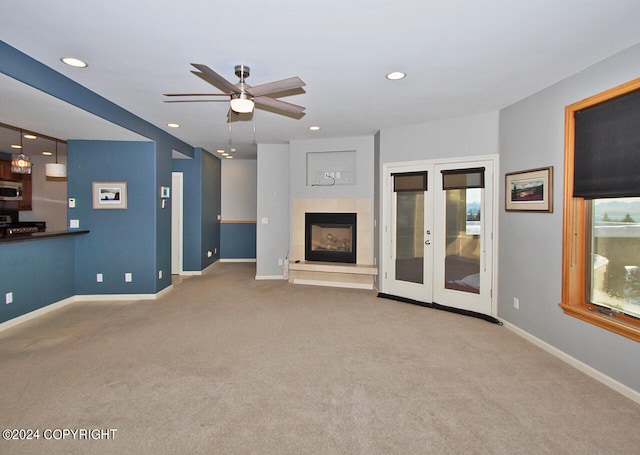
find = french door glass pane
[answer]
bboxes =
[444,188,481,294]
[396,191,424,284]
[590,197,640,318]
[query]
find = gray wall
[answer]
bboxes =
[499,43,640,393]
[290,136,375,200]
[221,159,257,221]
[379,111,499,163]
[256,144,290,278]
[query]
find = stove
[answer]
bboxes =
[0,215,46,237]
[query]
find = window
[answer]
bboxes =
[560,78,640,342]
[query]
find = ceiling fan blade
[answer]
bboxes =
[191,63,239,94]
[164,93,229,97]
[247,76,305,97]
[227,109,252,123]
[163,99,228,103]
[255,96,305,114]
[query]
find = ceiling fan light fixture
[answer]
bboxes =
[229,93,254,114]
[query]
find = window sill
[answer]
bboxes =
[559,303,640,343]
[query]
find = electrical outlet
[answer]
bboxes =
[513,297,519,309]
[5,292,13,304]
[214,247,217,254]
[96,273,103,283]
[278,258,283,266]
[207,251,212,258]
[158,270,163,279]
[125,273,133,282]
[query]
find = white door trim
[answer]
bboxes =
[171,172,184,275]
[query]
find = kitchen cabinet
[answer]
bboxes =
[19,173,32,211]
[0,160,19,181]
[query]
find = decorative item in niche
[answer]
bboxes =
[505,166,553,212]
[306,150,356,186]
[92,182,128,210]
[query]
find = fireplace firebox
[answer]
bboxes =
[305,213,357,263]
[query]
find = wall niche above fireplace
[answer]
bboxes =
[305,212,357,264]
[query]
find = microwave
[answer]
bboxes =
[0,181,23,201]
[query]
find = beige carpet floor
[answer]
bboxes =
[0,262,639,454]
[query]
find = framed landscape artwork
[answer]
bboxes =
[505,167,553,212]
[92,182,128,210]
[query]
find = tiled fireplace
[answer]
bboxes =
[289,198,377,289]
[305,212,357,264]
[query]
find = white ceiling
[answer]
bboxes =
[1,0,640,159]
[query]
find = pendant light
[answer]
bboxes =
[11,130,32,175]
[45,139,67,177]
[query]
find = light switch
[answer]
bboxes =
[70,219,80,228]
[261,217,269,224]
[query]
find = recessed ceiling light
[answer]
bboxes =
[42,151,53,156]
[222,152,229,156]
[216,149,225,154]
[386,71,406,80]
[11,144,22,149]
[167,123,180,128]
[309,126,320,131]
[23,134,37,140]
[230,148,236,152]
[61,57,88,68]
[226,156,233,159]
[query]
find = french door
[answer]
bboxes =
[382,156,496,317]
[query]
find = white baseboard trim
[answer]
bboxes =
[502,320,640,405]
[220,258,256,263]
[0,296,76,333]
[255,275,286,280]
[180,260,222,276]
[0,285,174,333]
[292,278,373,290]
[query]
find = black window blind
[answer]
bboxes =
[574,88,640,199]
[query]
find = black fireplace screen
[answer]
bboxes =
[305,213,357,263]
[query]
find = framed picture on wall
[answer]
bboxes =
[92,182,128,209]
[505,167,553,212]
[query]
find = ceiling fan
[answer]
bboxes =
[164,64,306,119]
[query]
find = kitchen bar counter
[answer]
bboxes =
[0,230,90,244]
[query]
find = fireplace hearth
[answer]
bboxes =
[305,212,357,264]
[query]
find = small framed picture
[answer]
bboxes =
[160,186,170,199]
[93,182,128,210]
[505,166,553,212]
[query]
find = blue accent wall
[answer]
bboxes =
[0,237,76,323]
[68,140,157,294]
[172,148,221,271]
[155,137,173,290]
[221,223,257,259]
[173,152,202,271]
[202,149,221,267]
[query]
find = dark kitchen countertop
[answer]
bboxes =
[0,230,90,244]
